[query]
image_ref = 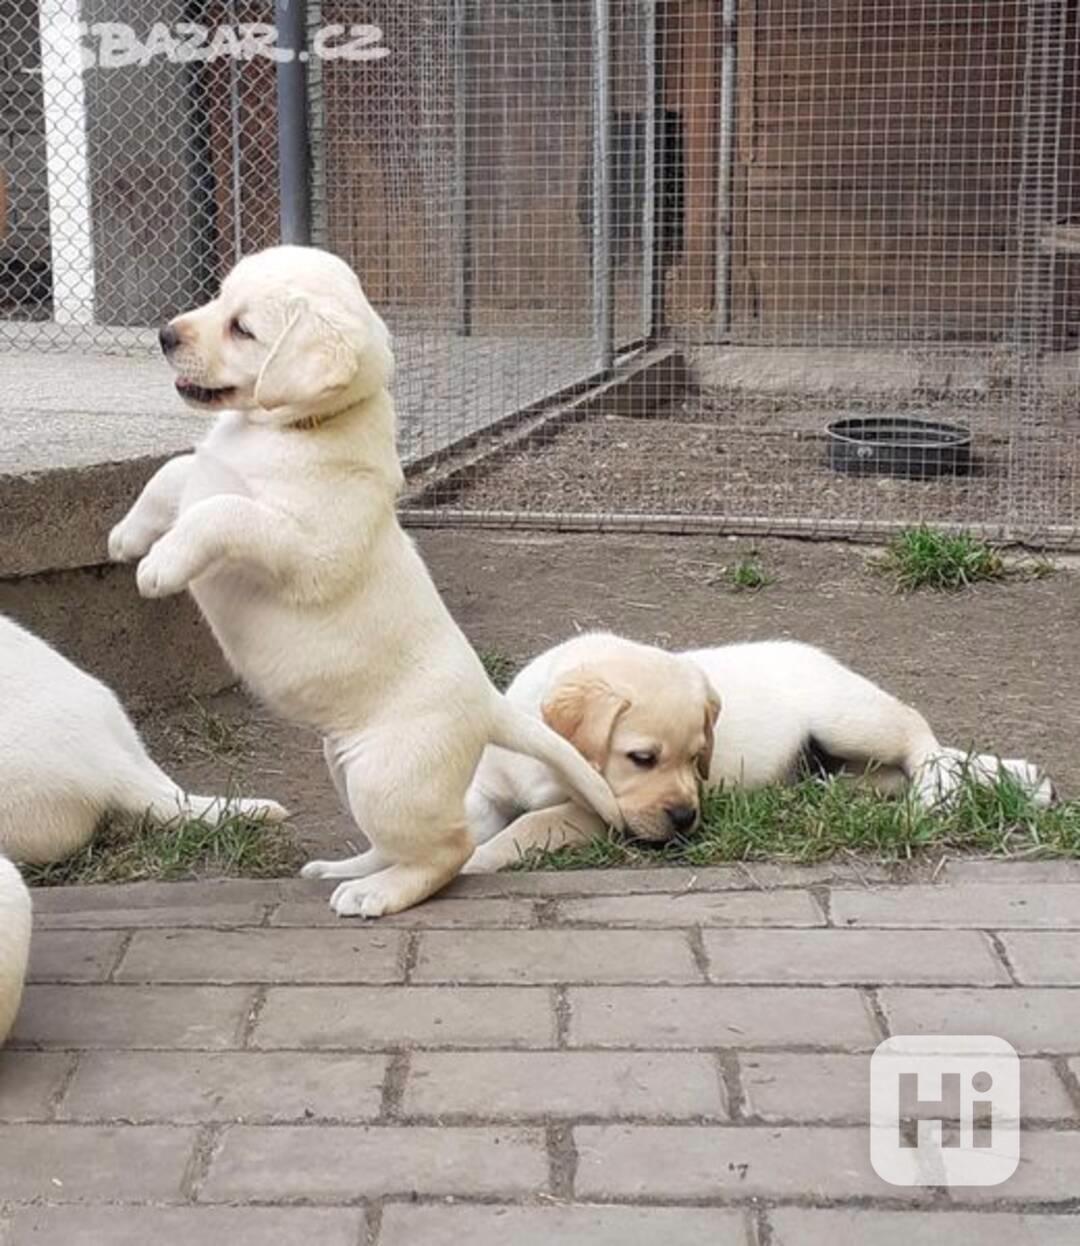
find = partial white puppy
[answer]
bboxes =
[0,856,31,1045]
[0,615,287,865]
[109,245,621,918]
[464,632,1054,872]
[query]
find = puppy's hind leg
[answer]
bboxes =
[323,732,477,918]
[803,668,943,799]
[301,847,391,881]
[920,747,1055,810]
[330,826,473,919]
[301,738,388,879]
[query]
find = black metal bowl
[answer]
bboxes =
[825,416,973,480]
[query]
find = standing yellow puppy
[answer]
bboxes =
[110,246,621,918]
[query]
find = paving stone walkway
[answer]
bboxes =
[3,859,1080,1244]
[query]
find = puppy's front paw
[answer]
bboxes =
[108,517,155,563]
[136,543,191,598]
[300,859,335,880]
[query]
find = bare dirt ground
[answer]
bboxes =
[137,531,1080,864]
[436,393,1080,533]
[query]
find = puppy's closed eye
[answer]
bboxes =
[230,317,255,340]
[627,750,658,770]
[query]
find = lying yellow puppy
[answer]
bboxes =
[464,632,1054,872]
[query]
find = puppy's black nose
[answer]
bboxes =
[158,324,180,355]
[666,804,698,833]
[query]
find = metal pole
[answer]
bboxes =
[714,0,737,337]
[453,0,473,336]
[276,0,312,245]
[591,0,614,371]
[641,0,658,340]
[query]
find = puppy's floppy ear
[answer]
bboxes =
[254,296,368,411]
[542,675,630,772]
[697,687,721,782]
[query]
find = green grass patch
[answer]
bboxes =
[704,552,771,593]
[724,554,771,593]
[510,772,1080,871]
[871,526,1055,592]
[480,648,519,691]
[23,809,303,888]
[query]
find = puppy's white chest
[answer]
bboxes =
[181,420,258,511]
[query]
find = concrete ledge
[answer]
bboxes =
[0,562,232,709]
[2,456,172,578]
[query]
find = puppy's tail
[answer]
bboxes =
[112,758,289,828]
[0,857,32,1045]
[489,700,624,829]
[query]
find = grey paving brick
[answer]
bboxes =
[9,985,253,1050]
[379,1205,750,1246]
[253,986,555,1049]
[948,1130,1080,1204]
[768,1209,1080,1246]
[998,933,1080,985]
[831,884,1080,930]
[575,1124,927,1200]
[879,988,1080,1054]
[413,929,700,984]
[28,878,288,914]
[0,1051,75,1120]
[568,986,879,1049]
[0,1124,196,1200]
[201,1125,547,1201]
[115,928,404,984]
[403,1051,725,1120]
[35,903,267,930]
[444,863,896,897]
[271,896,536,928]
[58,1051,386,1123]
[443,867,753,897]
[739,1053,1075,1122]
[26,930,125,982]
[702,929,1008,985]
[944,861,1080,885]
[555,890,824,928]
[7,1206,364,1246]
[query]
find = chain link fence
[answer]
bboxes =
[2,1,1078,544]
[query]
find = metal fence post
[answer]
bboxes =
[591,0,614,371]
[641,0,658,341]
[276,0,312,246]
[1008,0,1066,534]
[715,0,737,338]
[453,0,474,337]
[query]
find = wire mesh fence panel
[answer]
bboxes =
[1,0,1077,544]
[401,0,1080,547]
[315,0,605,467]
[0,0,275,351]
